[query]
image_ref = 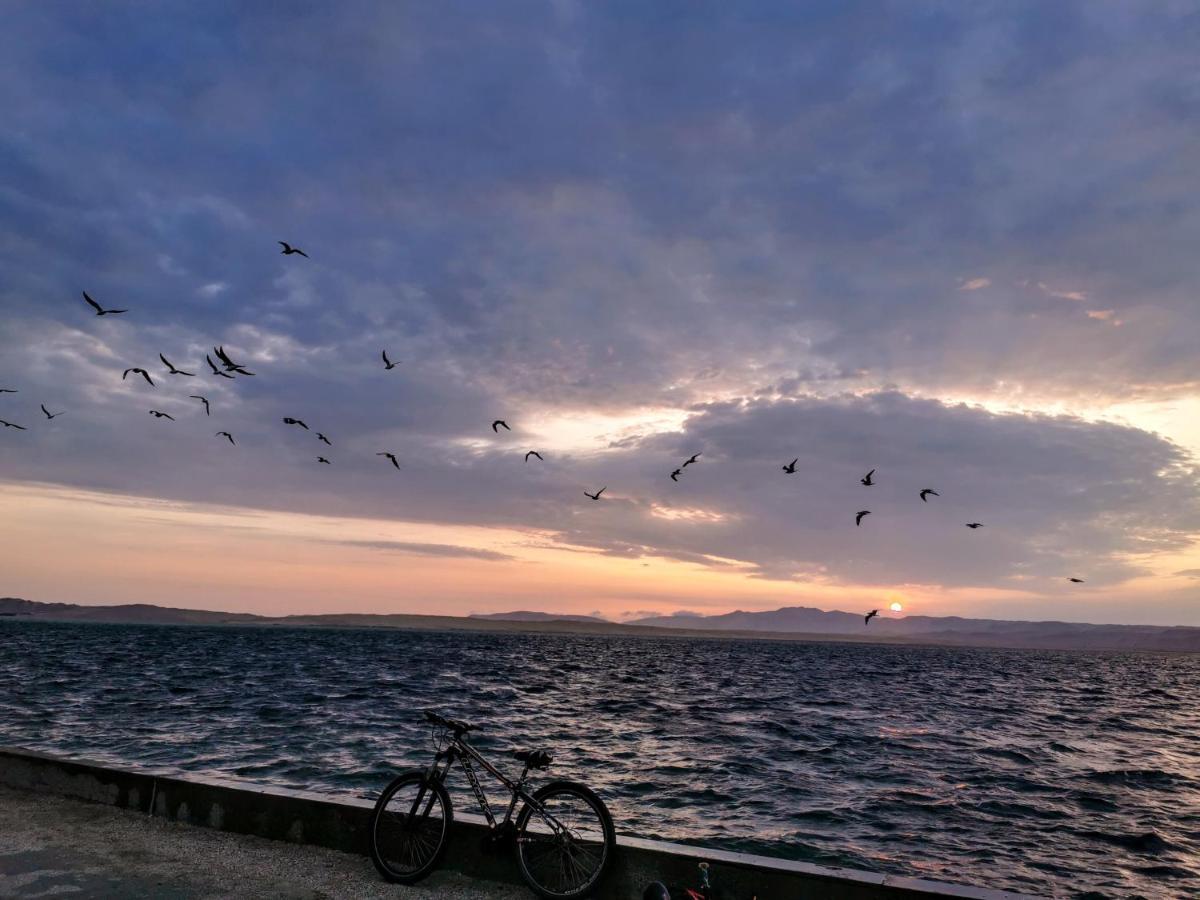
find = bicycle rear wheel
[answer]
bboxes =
[369,771,452,884]
[515,781,615,899]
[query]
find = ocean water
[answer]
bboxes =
[0,621,1196,899]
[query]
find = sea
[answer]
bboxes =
[0,620,1196,899]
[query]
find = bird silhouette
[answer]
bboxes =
[670,469,682,482]
[159,353,195,377]
[317,456,331,465]
[584,487,606,501]
[82,291,126,316]
[864,609,879,625]
[377,451,400,469]
[278,241,309,258]
[206,355,235,379]
[861,469,875,486]
[282,417,309,430]
[148,410,175,420]
[965,523,984,529]
[216,431,235,445]
[316,433,331,445]
[189,395,210,415]
[382,350,400,370]
[525,450,543,462]
[856,510,871,526]
[0,389,17,394]
[123,368,154,386]
[0,419,26,430]
[920,489,939,502]
[492,420,510,433]
[1068,577,1085,583]
[215,346,255,376]
[682,454,700,467]
[782,458,798,474]
[40,404,63,420]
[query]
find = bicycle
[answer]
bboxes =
[369,710,616,899]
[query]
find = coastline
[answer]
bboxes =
[3,603,1198,654]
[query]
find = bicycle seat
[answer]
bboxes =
[512,749,553,769]
[424,710,474,735]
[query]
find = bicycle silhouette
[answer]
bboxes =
[370,710,616,899]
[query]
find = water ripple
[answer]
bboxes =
[0,620,1196,898]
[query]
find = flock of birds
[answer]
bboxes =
[0,241,1088,618]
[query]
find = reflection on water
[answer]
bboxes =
[1,620,1197,898]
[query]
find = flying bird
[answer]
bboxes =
[864,609,879,625]
[0,389,16,394]
[1068,577,1085,583]
[855,510,871,526]
[782,458,798,474]
[123,368,154,386]
[682,454,701,467]
[206,355,235,379]
[670,469,682,482]
[148,410,175,420]
[525,450,543,462]
[584,487,606,501]
[377,452,400,469]
[40,404,63,420]
[920,489,939,502]
[382,350,400,370]
[82,291,126,316]
[0,419,26,430]
[316,433,331,445]
[159,353,195,377]
[278,241,309,258]
[492,420,510,433]
[189,395,210,416]
[317,456,331,465]
[861,469,875,486]
[965,523,984,529]
[216,431,235,445]
[215,346,255,376]
[282,417,309,430]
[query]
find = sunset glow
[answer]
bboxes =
[0,4,1198,627]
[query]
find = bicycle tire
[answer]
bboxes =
[515,780,615,899]
[369,770,453,884]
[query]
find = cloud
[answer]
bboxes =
[1038,283,1088,302]
[317,539,515,562]
[1,3,1199,620]
[198,282,228,298]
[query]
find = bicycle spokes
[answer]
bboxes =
[517,787,611,896]
[375,778,448,877]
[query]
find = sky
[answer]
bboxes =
[1,2,1199,625]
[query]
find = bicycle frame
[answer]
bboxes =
[415,733,551,833]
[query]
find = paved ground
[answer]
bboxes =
[0,785,530,899]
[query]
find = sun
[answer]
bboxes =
[889,601,903,612]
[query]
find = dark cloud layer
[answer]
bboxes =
[2,2,1199,606]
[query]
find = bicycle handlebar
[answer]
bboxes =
[423,709,475,735]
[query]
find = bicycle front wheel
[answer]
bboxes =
[369,770,453,884]
[515,780,615,899]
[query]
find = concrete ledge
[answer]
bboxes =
[0,747,1037,899]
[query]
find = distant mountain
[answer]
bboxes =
[469,611,609,623]
[628,605,1200,651]
[631,606,864,633]
[2,597,1196,652]
[0,597,261,625]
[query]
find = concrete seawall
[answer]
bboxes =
[0,747,1034,899]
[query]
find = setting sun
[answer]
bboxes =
[890,602,904,612]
